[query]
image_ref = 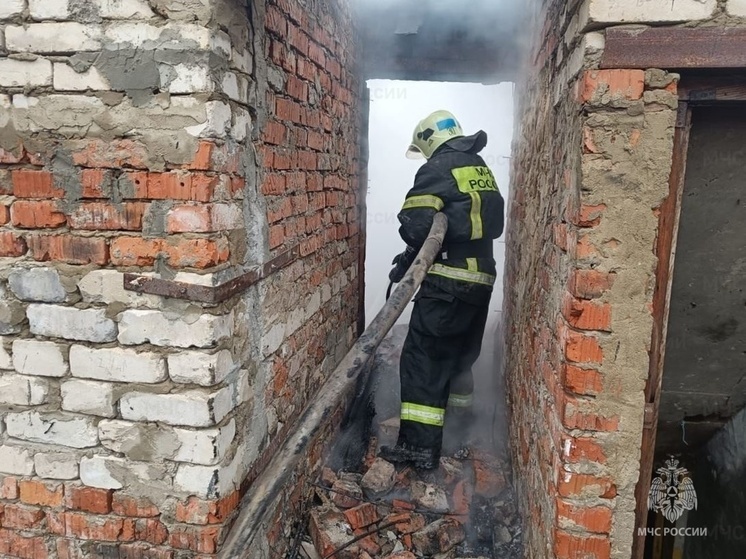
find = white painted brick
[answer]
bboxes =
[174,442,247,498]
[29,0,69,20]
[80,455,172,491]
[8,267,66,302]
[53,63,110,91]
[232,48,253,75]
[27,304,117,343]
[728,0,746,16]
[69,345,166,384]
[581,0,717,25]
[213,204,244,230]
[61,379,117,417]
[78,270,161,308]
[120,388,232,427]
[167,349,235,386]
[104,23,230,56]
[0,374,49,405]
[5,411,98,448]
[161,63,214,94]
[186,101,232,138]
[0,58,53,87]
[0,337,13,369]
[0,0,25,19]
[6,23,102,53]
[0,445,34,475]
[232,107,252,143]
[12,339,68,377]
[34,453,79,480]
[118,310,233,348]
[97,0,155,19]
[99,418,235,465]
[79,455,123,489]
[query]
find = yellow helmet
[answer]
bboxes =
[406,110,464,160]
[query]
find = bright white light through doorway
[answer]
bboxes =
[364,79,514,340]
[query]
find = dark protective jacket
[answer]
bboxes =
[397,130,505,305]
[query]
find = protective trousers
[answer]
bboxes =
[398,281,490,452]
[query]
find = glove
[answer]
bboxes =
[389,246,417,283]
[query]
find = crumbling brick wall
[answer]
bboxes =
[507,1,746,558]
[0,0,362,557]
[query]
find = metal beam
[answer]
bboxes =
[218,213,448,559]
[601,27,746,69]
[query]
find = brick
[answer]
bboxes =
[0,373,50,405]
[0,529,49,559]
[570,269,615,300]
[565,331,603,364]
[6,23,102,53]
[574,203,606,227]
[67,202,146,230]
[175,497,225,525]
[144,172,216,202]
[586,0,716,24]
[0,58,53,87]
[262,173,286,195]
[12,170,63,198]
[562,295,612,332]
[557,499,613,534]
[19,479,64,507]
[109,237,229,269]
[12,339,68,377]
[2,504,45,529]
[7,411,99,449]
[184,141,214,171]
[118,542,174,559]
[168,525,220,553]
[28,235,109,265]
[558,473,617,499]
[1,476,19,499]
[73,140,149,169]
[120,388,232,428]
[165,204,242,233]
[0,204,9,225]
[0,446,34,475]
[70,345,167,384]
[0,231,28,257]
[564,365,603,396]
[27,304,117,343]
[63,485,112,515]
[262,121,287,145]
[9,267,67,303]
[111,494,159,518]
[565,436,607,464]
[35,454,79,480]
[167,350,234,387]
[118,309,233,348]
[411,518,465,556]
[555,530,611,559]
[63,511,136,541]
[579,69,645,104]
[344,503,380,531]
[12,200,67,228]
[0,0,24,18]
[135,518,169,545]
[61,379,117,417]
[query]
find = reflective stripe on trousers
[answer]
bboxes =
[401,402,445,427]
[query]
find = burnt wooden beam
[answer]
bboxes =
[123,245,300,304]
[601,27,746,70]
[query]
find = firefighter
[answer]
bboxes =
[379,110,504,469]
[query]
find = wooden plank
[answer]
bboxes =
[632,104,692,559]
[601,27,746,69]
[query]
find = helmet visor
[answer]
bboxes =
[405,144,424,159]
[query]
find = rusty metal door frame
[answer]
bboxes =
[632,78,746,559]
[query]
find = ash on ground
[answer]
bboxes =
[301,325,521,559]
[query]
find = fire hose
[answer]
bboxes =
[218,213,447,559]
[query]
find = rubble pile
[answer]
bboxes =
[302,438,522,559]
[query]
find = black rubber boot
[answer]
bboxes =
[380,442,440,470]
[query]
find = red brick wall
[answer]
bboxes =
[0,0,363,557]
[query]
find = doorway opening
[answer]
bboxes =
[643,102,746,559]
